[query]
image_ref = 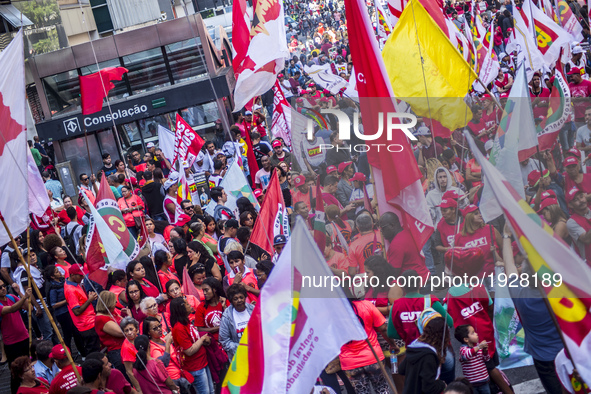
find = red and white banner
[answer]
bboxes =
[0,30,48,245]
[232,0,289,111]
[251,171,286,254]
[346,0,433,252]
[556,0,584,40]
[530,1,571,66]
[271,81,292,147]
[474,23,500,93]
[387,0,408,27]
[173,114,205,166]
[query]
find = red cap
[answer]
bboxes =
[537,198,558,213]
[294,175,306,187]
[350,172,366,182]
[500,92,510,98]
[563,156,579,167]
[338,161,352,173]
[125,177,138,186]
[567,147,582,159]
[462,204,479,216]
[482,93,492,98]
[540,190,557,201]
[272,140,282,148]
[308,82,316,87]
[326,165,337,174]
[442,190,460,200]
[278,73,284,78]
[50,344,69,360]
[527,169,549,187]
[253,189,263,198]
[439,198,458,209]
[68,264,84,277]
[566,186,583,204]
[568,67,582,75]
[176,214,192,226]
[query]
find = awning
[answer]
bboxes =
[0,4,33,28]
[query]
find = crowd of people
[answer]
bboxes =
[5,0,591,393]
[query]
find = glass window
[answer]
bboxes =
[96,128,121,163]
[42,70,80,115]
[165,39,206,84]
[179,102,219,140]
[90,0,114,33]
[138,112,176,142]
[117,121,143,157]
[80,59,130,101]
[60,136,103,182]
[122,48,171,95]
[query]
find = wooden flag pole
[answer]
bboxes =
[368,165,386,258]
[0,215,81,382]
[26,228,32,357]
[365,338,399,394]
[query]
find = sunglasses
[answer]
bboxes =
[82,178,89,181]
[0,285,6,289]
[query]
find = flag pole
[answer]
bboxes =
[369,165,387,258]
[365,338,399,394]
[83,127,95,176]
[475,76,503,111]
[0,215,82,383]
[26,228,32,357]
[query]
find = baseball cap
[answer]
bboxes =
[462,204,479,216]
[541,190,557,201]
[273,234,287,245]
[50,344,69,360]
[69,265,84,277]
[308,82,316,87]
[442,190,460,200]
[326,165,337,174]
[438,198,458,209]
[338,161,352,173]
[294,175,306,187]
[176,214,192,227]
[253,189,263,199]
[572,46,584,54]
[567,147,582,159]
[563,156,579,167]
[272,140,282,148]
[278,73,284,78]
[350,172,366,182]
[245,111,253,116]
[484,140,494,151]
[414,126,431,136]
[566,186,583,204]
[225,219,239,229]
[527,169,549,188]
[567,67,582,75]
[146,142,155,148]
[537,198,558,213]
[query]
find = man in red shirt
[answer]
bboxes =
[433,198,463,256]
[64,265,100,357]
[562,156,591,207]
[568,67,591,124]
[49,345,82,394]
[529,71,551,120]
[466,105,490,143]
[347,213,382,276]
[379,212,430,281]
[322,175,355,219]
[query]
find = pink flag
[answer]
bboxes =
[0,30,48,245]
[173,114,205,166]
[271,81,292,147]
[344,0,433,252]
[232,0,289,110]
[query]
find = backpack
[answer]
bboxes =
[0,294,17,324]
[63,224,80,257]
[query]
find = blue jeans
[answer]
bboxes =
[422,237,436,275]
[189,366,214,394]
[473,380,492,394]
[440,346,456,384]
[559,122,576,151]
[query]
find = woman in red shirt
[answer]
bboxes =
[48,247,71,279]
[117,186,144,239]
[95,291,129,377]
[170,297,213,394]
[105,269,128,309]
[120,316,141,392]
[144,317,185,389]
[126,260,160,299]
[165,279,199,324]
[140,296,171,335]
[11,356,50,394]
[364,256,403,316]
[125,280,148,324]
[195,277,228,342]
[155,250,178,292]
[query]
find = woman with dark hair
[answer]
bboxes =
[155,250,178,291]
[187,241,221,281]
[364,256,403,316]
[254,260,274,289]
[133,334,178,394]
[120,316,141,392]
[239,211,254,229]
[445,378,474,394]
[11,355,50,394]
[195,278,227,341]
[325,204,354,251]
[48,247,71,278]
[125,280,147,324]
[172,238,189,283]
[126,260,160,298]
[117,185,144,238]
[400,310,449,393]
[165,279,199,323]
[204,216,221,240]
[171,226,186,241]
[223,251,258,302]
[153,168,164,184]
[170,297,214,394]
[105,269,128,309]
[236,197,257,220]
[219,284,254,360]
[30,230,49,269]
[115,159,135,178]
[189,221,219,262]
[139,256,161,293]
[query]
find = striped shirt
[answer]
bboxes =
[459,345,490,383]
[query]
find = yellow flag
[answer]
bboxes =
[382,0,478,131]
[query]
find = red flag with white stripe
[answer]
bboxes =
[345,0,433,252]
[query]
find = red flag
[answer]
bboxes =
[363,185,373,215]
[173,114,205,166]
[80,67,128,115]
[251,171,286,254]
[345,0,434,252]
[423,118,453,139]
[243,125,260,179]
[271,80,292,146]
[232,0,250,79]
[313,177,326,251]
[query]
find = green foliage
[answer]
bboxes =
[32,28,59,54]
[13,0,61,28]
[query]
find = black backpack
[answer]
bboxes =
[63,224,80,257]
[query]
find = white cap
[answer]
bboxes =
[572,46,584,54]
[484,140,494,151]
[146,142,155,148]
[414,126,431,136]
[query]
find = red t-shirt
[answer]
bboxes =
[339,301,385,370]
[530,87,551,119]
[158,270,178,293]
[348,231,382,273]
[95,313,124,351]
[386,230,430,281]
[569,79,591,120]
[105,368,132,394]
[150,340,182,380]
[139,279,160,298]
[172,322,208,372]
[326,251,349,271]
[466,118,488,143]
[565,173,591,207]
[194,302,224,341]
[481,108,500,131]
[453,225,499,276]
[16,379,50,394]
[64,281,95,332]
[49,365,81,394]
[390,295,440,344]
[121,338,137,363]
[437,219,462,248]
[57,206,85,226]
[0,295,28,345]
[446,285,496,358]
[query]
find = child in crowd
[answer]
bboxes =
[455,324,491,394]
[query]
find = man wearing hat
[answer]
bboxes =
[163,174,184,224]
[562,155,591,208]
[64,265,100,357]
[48,344,82,394]
[566,46,588,82]
[272,234,288,263]
[528,156,568,214]
[292,174,314,211]
[254,155,272,191]
[244,110,268,141]
[270,139,300,172]
[253,188,264,205]
[415,126,443,166]
[348,172,373,215]
[326,165,338,176]
[433,198,462,255]
[566,187,591,265]
[567,66,591,125]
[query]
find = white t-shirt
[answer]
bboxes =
[255,168,271,190]
[233,308,251,340]
[576,124,591,147]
